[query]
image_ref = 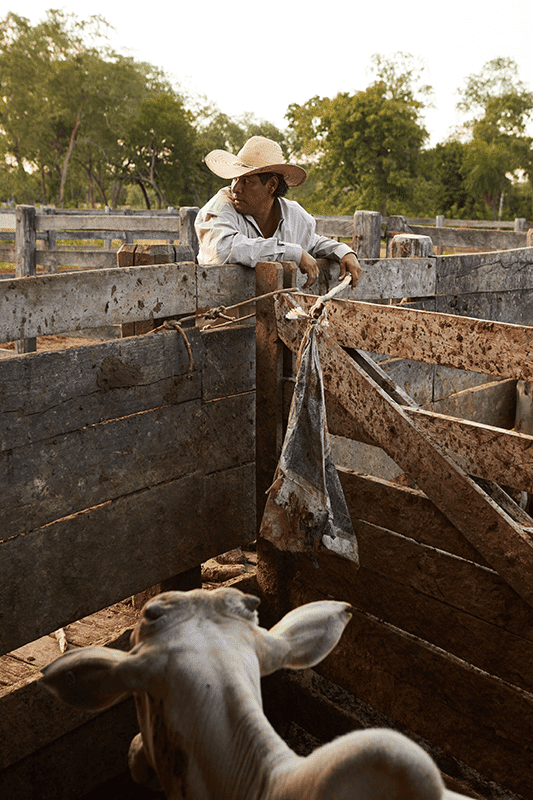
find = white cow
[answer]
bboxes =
[41,587,471,800]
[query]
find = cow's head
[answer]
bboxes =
[40,588,353,712]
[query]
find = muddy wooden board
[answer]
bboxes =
[2,391,254,536]
[337,469,490,565]
[0,262,196,341]
[274,293,533,607]
[0,462,255,655]
[287,292,533,381]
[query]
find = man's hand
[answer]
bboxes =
[339,253,362,287]
[299,250,319,288]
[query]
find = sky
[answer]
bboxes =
[7,0,533,147]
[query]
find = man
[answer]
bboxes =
[195,136,361,288]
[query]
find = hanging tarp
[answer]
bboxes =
[263,316,359,566]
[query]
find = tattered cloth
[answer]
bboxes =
[267,320,359,565]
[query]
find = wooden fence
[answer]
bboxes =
[0,205,199,272]
[1,202,533,796]
[1,206,531,274]
[254,245,533,800]
[0,256,259,796]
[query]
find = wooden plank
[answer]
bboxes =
[436,288,533,328]
[197,262,256,309]
[274,293,533,607]
[337,469,490,565]
[0,697,139,799]
[35,250,121,270]
[201,323,255,402]
[0,606,137,770]
[2,391,254,537]
[255,263,286,530]
[404,407,533,494]
[0,462,255,655]
[352,521,533,641]
[426,377,516,428]
[0,330,203,450]
[0,262,196,341]
[288,293,533,380]
[36,213,181,233]
[330,384,531,494]
[313,214,353,237]
[292,582,533,798]
[410,224,527,251]
[436,247,533,295]
[292,538,533,690]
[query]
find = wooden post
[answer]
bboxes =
[179,206,200,260]
[391,233,433,258]
[526,229,533,247]
[353,210,382,258]
[41,206,57,273]
[15,205,37,354]
[435,215,444,256]
[514,218,526,232]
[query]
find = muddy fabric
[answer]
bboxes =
[268,321,359,565]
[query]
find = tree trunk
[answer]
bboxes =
[137,179,151,209]
[58,111,81,205]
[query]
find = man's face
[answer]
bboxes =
[230,174,275,217]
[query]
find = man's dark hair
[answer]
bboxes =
[258,172,289,198]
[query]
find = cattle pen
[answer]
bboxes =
[1,207,533,799]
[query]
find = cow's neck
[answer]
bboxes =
[163,673,300,800]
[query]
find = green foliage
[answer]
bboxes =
[288,54,430,216]
[1,19,531,223]
[455,58,533,219]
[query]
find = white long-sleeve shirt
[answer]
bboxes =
[195,187,354,267]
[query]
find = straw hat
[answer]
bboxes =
[205,136,307,187]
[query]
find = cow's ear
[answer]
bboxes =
[258,601,352,676]
[40,646,152,711]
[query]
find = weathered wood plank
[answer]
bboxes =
[36,213,181,233]
[201,323,255,402]
[352,521,533,641]
[292,538,533,690]
[404,407,533,494]
[0,616,135,768]
[323,258,436,302]
[289,293,533,380]
[337,468,490,565]
[330,383,530,493]
[426,377,516,427]
[436,288,533,328]
[197,262,256,309]
[255,263,286,530]
[0,330,203,450]
[436,247,533,295]
[0,262,196,341]
[410,224,527,251]
[0,462,255,655]
[274,293,533,607]
[291,580,533,798]
[1,392,254,538]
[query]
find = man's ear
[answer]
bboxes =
[269,174,279,196]
[40,646,153,711]
[257,600,352,676]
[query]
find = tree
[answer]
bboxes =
[287,54,430,215]
[117,92,199,208]
[456,58,533,219]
